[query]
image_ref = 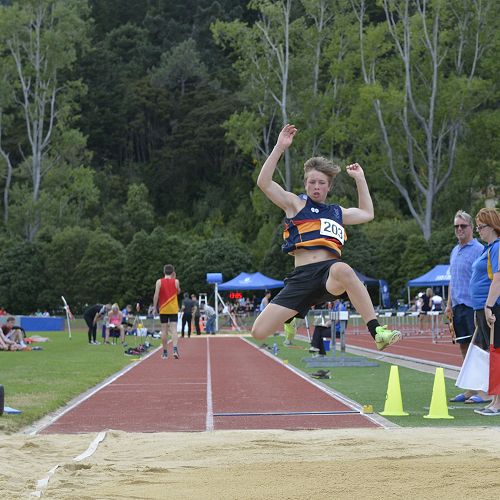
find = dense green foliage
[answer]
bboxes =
[0,0,498,313]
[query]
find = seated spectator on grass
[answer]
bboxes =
[309,318,333,356]
[1,317,26,347]
[0,325,22,351]
[121,304,135,333]
[105,303,126,345]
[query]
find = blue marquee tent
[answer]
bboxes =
[407,264,450,304]
[407,264,450,287]
[218,272,284,291]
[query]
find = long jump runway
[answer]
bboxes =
[40,337,377,434]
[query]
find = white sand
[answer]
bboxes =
[2,427,500,499]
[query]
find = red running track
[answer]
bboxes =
[41,337,377,434]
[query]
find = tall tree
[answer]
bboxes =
[0,0,90,239]
[352,0,496,239]
[213,0,296,190]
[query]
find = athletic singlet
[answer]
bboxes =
[158,278,179,314]
[282,195,346,257]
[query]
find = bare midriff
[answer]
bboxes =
[292,248,339,267]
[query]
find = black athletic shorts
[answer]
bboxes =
[452,304,475,345]
[271,259,343,319]
[474,306,500,350]
[160,314,178,324]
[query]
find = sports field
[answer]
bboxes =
[1,330,500,498]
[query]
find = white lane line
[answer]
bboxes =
[31,431,107,497]
[205,336,214,431]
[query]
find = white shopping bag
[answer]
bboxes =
[456,339,489,393]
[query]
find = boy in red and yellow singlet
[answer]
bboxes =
[153,264,181,359]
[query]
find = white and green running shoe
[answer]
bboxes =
[375,326,402,351]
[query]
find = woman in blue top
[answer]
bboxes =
[470,208,500,415]
[251,124,401,351]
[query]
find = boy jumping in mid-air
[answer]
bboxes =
[252,124,401,351]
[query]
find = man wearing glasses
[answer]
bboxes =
[446,210,485,403]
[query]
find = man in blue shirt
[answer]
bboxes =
[445,210,485,403]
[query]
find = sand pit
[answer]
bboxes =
[2,427,500,499]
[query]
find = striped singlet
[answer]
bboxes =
[282,195,346,257]
[158,278,179,314]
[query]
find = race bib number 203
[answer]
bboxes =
[319,218,345,244]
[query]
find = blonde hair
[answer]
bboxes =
[111,303,119,311]
[454,210,473,226]
[426,288,433,297]
[475,208,500,234]
[303,157,341,187]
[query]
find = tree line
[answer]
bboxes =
[0,0,498,313]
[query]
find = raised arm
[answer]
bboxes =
[341,163,374,225]
[257,124,300,212]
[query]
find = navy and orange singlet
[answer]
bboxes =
[282,195,346,257]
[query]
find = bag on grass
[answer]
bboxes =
[456,328,489,393]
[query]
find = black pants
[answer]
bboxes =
[311,325,333,355]
[475,305,500,350]
[84,316,97,343]
[194,314,201,335]
[181,313,192,337]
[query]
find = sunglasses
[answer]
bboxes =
[476,224,488,231]
[453,224,469,229]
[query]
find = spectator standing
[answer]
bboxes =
[418,288,433,334]
[83,304,110,345]
[431,293,443,312]
[283,318,296,346]
[191,294,202,335]
[446,210,486,403]
[153,264,181,359]
[259,291,271,313]
[470,208,500,414]
[202,303,216,335]
[180,293,195,338]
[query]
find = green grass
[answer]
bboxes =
[253,335,499,427]
[0,329,161,433]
